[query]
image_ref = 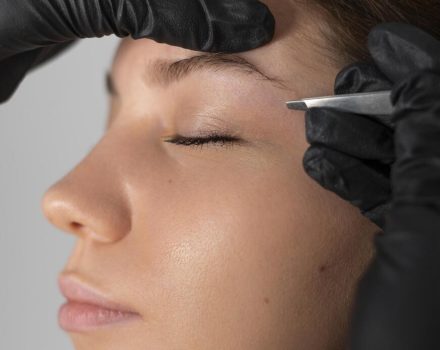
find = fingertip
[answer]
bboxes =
[367,22,402,48]
[367,22,404,70]
[334,62,392,95]
[209,0,275,52]
[303,146,326,179]
[367,22,440,82]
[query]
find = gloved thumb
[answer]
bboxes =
[368,22,440,83]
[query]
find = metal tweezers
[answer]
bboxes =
[286,90,395,127]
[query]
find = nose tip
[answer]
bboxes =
[41,188,66,230]
[41,188,88,240]
[40,185,130,244]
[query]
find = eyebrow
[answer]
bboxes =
[106,53,289,96]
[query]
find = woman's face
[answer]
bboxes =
[42,2,378,349]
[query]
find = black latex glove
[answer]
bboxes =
[347,22,440,350]
[303,61,396,229]
[303,22,440,233]
[0,0,275,104]
[304,22,440,349]
[304,62,396,229]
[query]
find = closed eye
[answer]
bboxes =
[163,133,242,150]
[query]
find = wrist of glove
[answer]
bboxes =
[313,22,440,350]
[349,66,440,350]
[0,0,275,103]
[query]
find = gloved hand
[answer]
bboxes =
[305,22,440,349]
[348,22,440,350]
[303,60,395,230]
[0,0,275,104]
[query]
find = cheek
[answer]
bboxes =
[108,112,374,347]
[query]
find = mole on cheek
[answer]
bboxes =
[264,297,270,304]
[319,265,327,272]
[168,179,173,184]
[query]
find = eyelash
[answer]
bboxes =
[164,132,240,149]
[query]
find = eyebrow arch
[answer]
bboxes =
[106,53,289,96]
[148,53,289,89]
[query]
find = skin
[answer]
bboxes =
[41,1,379,349]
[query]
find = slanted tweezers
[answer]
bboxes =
[286,90,394,116]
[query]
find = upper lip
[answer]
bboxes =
[58,273,139,314]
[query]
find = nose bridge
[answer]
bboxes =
[41,135,132,244]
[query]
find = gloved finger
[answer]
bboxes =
[130,0,276,52]
[368,22,440,83]
[335,62,393,95]
[0,49,44,103]
[363,201,392,230]
[306,107,395,163]
[31,40,78,69]
[303,145,391,214]
[334,62,395,129]
[0,0,275,55]
[0,41,77,103]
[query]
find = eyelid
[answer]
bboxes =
[190,112,241,134]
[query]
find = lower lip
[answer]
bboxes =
[58,301,141,332]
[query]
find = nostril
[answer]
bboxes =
[70,222,83,231]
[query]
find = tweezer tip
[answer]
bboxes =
[286,101,308,111]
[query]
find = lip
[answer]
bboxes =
[58,274,141,332]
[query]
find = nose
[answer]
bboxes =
[41,146,131,244]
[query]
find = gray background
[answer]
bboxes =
[0,36,120,349]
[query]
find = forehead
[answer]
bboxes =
[110,1,339,99]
